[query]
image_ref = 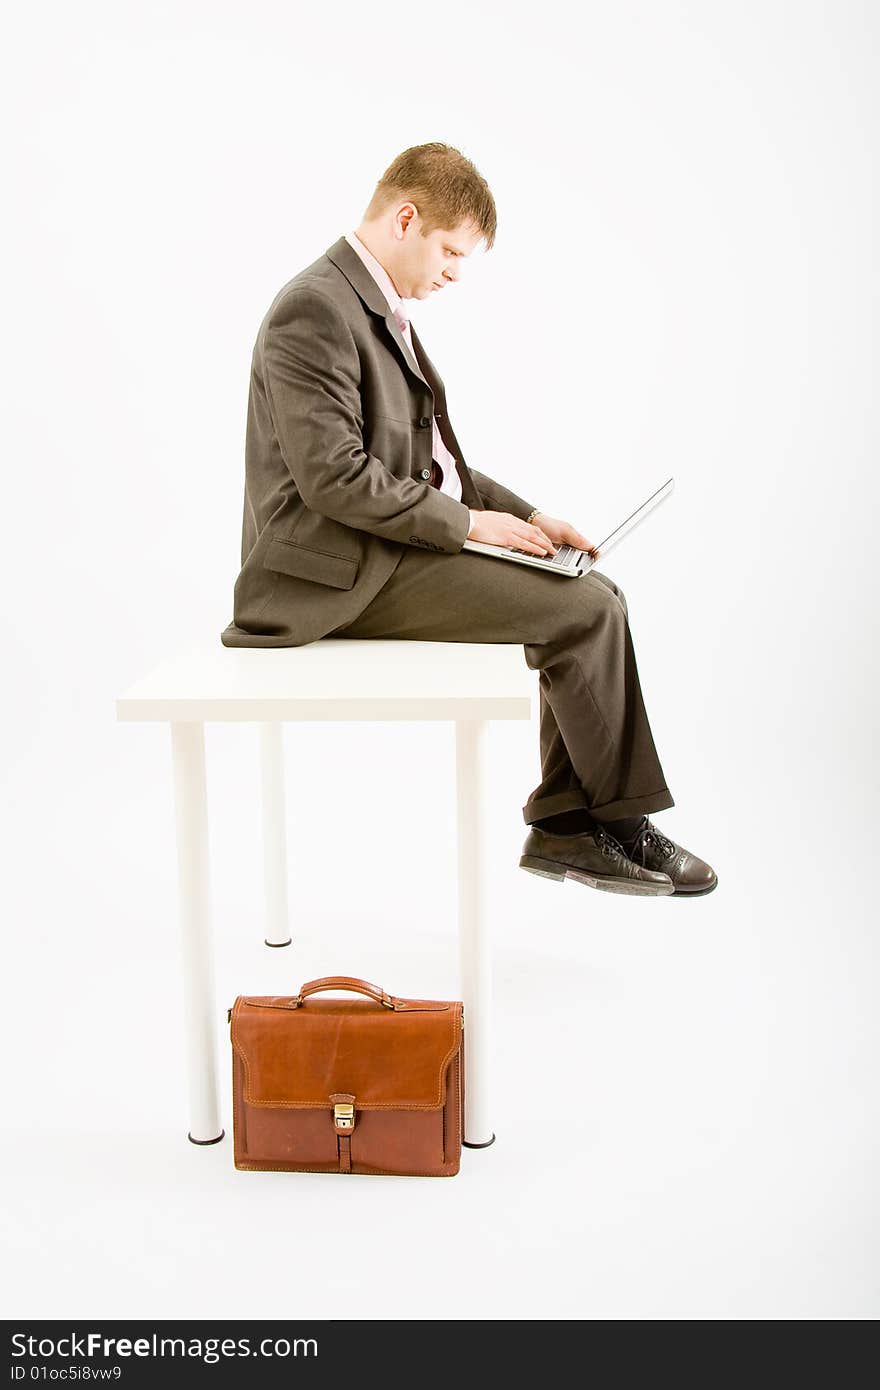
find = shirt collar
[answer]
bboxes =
[345,230,406,319]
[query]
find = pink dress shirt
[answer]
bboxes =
[345,231,477,535]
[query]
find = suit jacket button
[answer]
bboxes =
[418,416,431,428]
[420,468,431,480]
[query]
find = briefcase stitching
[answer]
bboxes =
[232,1052,458,1111]
[234,1163,458,1177]
[231,1007,462,1111]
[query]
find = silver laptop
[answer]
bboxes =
[461,477,674,577]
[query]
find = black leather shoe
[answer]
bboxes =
[619,818,717,896]
[519,823,675,896]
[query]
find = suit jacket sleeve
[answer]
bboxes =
[468,469,538,522]
[262,287,471,553]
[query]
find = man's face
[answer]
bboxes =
[392,210,483,301]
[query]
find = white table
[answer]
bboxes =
[116,639,533,1149]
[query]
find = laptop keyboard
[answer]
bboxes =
[507,543,579,567]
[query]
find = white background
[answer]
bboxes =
[2,0,877,1320]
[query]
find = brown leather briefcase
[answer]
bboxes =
[229,975,464,1176]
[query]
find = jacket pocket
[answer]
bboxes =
[262,537,359,590]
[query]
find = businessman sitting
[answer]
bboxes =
[221,141,716,897]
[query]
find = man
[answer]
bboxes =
[221,142,716,897]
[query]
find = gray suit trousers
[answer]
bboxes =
[332,546,675,825]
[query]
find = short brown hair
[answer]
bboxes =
[363,142,497,250]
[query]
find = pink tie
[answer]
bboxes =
[393,307,409,334]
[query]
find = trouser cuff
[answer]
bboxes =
[523,787,675,825]
[522,790,589,825]
[590,788,675,822]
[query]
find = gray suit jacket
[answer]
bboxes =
[220,235,538,647]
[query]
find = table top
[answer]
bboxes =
[116,639,533,722]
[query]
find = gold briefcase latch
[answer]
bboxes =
[333,1102,355,1132]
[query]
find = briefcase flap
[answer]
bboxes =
[231,996,462,1110]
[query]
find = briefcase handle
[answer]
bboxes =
[290,975,397,1010]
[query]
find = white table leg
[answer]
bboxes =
[170,722,224,1145]
[455,718,495,1148]
[259,722,292,947]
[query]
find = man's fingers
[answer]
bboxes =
[530,526,556,552]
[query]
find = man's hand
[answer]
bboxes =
[530,512,600,558]
[467,510,559,555]
[467,510,599,558]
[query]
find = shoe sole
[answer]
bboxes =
[672,878,718,897]
[519,854,674,897]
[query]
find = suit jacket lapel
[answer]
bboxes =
[384,311,430,388]
[324,237,481,508]
[407,322,446,406]
[324,236,430,391]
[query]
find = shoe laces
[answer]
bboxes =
[593,825,625,859]
[630,819,676,864]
